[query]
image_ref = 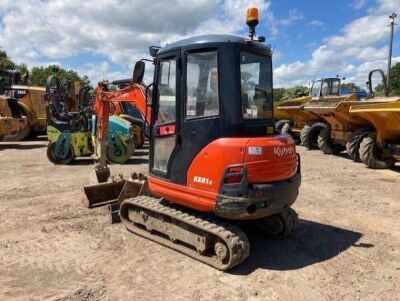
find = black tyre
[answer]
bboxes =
[256,207,298,239]
[275,119,291,134]
[300,121,325,149]
[359,133,395,169]
[346,129,369,162]
[317,124,345,155]
[46,142,74,164]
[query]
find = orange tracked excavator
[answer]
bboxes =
[82,8,301,270]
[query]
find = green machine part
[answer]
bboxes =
[46,115,134,165]
[107,115,135,164]
[91,115,135,164]
[47,125,92,164]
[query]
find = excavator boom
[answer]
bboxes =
[82,68,149,208]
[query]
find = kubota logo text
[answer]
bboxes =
[273,145,295,156]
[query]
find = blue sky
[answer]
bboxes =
[0,0,399,88]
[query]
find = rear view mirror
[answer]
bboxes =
[132,61,145,83]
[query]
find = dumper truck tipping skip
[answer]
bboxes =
[275,78,357,149]
[350,70,400,169]
[82,8,302,270]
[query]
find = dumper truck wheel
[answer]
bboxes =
[256,207,298,239]
[275,119,291,134]
[318,125,345,155]
[46,142,74,164]
[359,133,395,169]
[346,129,369,162]
[300,121,325,149]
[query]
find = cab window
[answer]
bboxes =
[157,58,176,124]
[240,52,273,119]
[186,51,219,118]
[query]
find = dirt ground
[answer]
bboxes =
[0,138,399,301]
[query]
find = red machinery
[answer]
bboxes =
[83,8,301,270]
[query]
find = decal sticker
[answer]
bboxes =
[248,146,262,155]
[193,176,213,185]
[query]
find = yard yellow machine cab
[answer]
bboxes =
[82,8,302,270]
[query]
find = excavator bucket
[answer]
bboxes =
[81,171,148,210]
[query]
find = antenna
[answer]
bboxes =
[387,13,397,90]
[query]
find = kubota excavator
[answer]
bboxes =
[82,8,301,270]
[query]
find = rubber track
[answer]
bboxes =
[120,196,250,271]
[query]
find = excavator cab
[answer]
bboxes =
[150,35,275,186]
[144,34,300,220]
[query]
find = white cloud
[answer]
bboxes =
[274,0,400,87]
[352,0,367,10]
[307,20,324,27]
[279,9,304,26]
[0,0,279,84]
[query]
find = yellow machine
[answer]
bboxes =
[304,70,399,164]
[274,95,310,127]
[302,94,373,156]
[5,79,82,141]
[347,70,400,168]
[0,95,28,140]
[350,101,400,168]
[276,78,350,149]
[7,85,47,140]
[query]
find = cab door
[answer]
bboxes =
[150,51,181,180]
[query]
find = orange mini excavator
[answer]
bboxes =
[82,8,301,270]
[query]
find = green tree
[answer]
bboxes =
[0,48,15,70]
[17,63,28,75]
[29,65,91,88]
[273,88,286,101]
[389,62,400,95]
[372,63,400,96]
[341,82,361,91]
[286,85,308,98]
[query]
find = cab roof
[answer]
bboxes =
[158,34,271,55]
